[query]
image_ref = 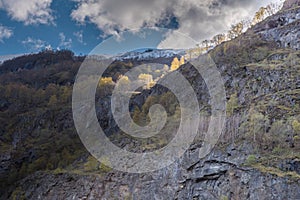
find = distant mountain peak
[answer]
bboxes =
[115,48,185,61]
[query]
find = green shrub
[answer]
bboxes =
[245,155,257,165]
[226,93,238,116]
[84,156,99,172]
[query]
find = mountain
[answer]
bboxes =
[1,1,300,199]
[115,48,186,61]
[0,54,27,64]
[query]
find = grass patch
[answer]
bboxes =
[252,163,300,180]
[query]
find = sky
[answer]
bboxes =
[0,0,282,56]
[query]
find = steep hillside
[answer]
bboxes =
[1,1,300,200]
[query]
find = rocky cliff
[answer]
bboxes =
[282,0,300,10]
[1,1,300,200]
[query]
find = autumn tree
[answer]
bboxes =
[228,22,243,39]
[138,73,154,89]
[252,7,267,25]
[170,57,180,71]
[163,64,169,72]
[97,77,115,98]
[213,34,226,46]
[180,56,185,66]
[117,75,131,91]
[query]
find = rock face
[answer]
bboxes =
[282,0,300,10]
[8,145,300,200]
[253,3,300,50]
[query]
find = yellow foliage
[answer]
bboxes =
[180,56,185,65]
[99,77,114,86]
[170,57,180,71]
[163,64,169,71]
[170,56,185,71]
[138,73,153,82]
[138,73,154,89]
[117,75,130,87]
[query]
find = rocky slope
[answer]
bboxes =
[1,1,300,200]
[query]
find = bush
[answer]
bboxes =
[245,155,257,165]
[84,156,99,172]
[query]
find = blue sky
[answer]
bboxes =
[0,0,282,56]
[0,0,102,55]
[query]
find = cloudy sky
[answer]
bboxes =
[0,0,282,56]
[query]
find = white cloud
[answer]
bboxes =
[59,33,72,49]
[22,37,49,51]
[73,30,86,44]
[71,0,283,49]
[0,25,13,42]
[0,0,54,25]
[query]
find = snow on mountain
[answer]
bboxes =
[114,48,186,61]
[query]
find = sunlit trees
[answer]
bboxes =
[180,56,185,66]
[228,22,243,39]
[163,64,169,72]
[97,77,115,98]
[138,73,154,89]
[117,75,130,91]
[170,57,180,71]
[252,7,267,25]
[170,57,185,71]
[213,34,226,46]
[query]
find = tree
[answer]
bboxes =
[138,73,154,89]
[163,64,169,72]
[252,7,267,25]
[241,19,252,30]
[202,40,210,50]
[265,3,282,16]
[170,57,180,71]
[98,77,115,98]
[248,108,269,143]
[48,95,58,106]
[132,106,145,126]
[228,22,243,39]
[99,77,114,85]
[179,56,185,66]
[60,86,71,103]
[213,34,226,46]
